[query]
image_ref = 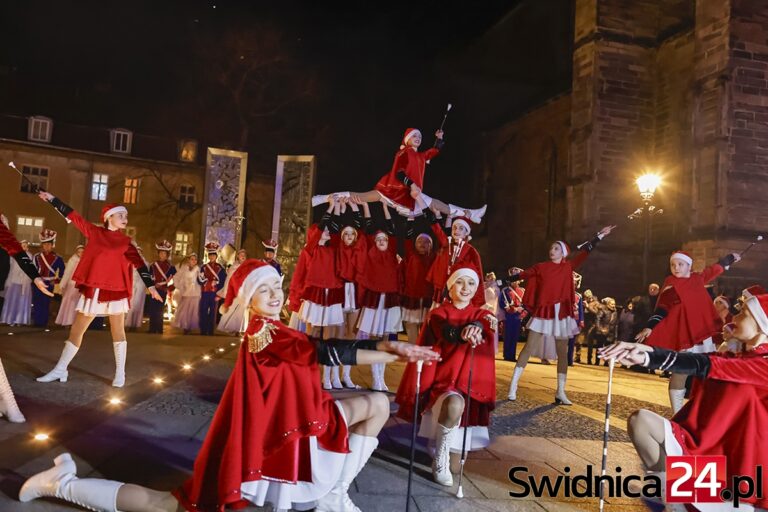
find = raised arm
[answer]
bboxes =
[570,225,616,269]
[125,244,161,300]
[38,191,96,238]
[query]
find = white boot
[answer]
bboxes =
[37,341,79,383]
[507,365,525,401]
[342,365,360,389]
[448,204,487,223]
[555,373,572,405]
[312,191,350,207]
[669,388,686,415]
[112,341,127,388]
[331,365,343,389]
[0,359,25,423]
[432,423,457,486]
[322,365,332,390]
[19,453,122,511]
[315,434,379,512]
[371,363,388,392]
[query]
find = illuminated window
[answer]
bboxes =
[175,232,192,256]
[123,178,139,204]
[91,173,109,201]
[178,139,198,163]
[111,129,132,154]
[20,166,49,193]
[16,216,45,245]
[28,116,52,143]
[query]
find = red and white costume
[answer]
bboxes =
[401,232,436,325]
[426,217,484,308]
[356,230,402,337]
[337,224,367,315]
[298,225,344,328]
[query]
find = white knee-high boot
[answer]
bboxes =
[112,341,127,388]
[507,365,525,401]
[331,365,343,389]
[19,453,123,511]
[315,433,378,512]
[669,388,686,415]
[448,203,487,223]
[312,191,350,207]
[37,341,79,383]
[342,365,358,389]
[555,373,572,405]
[371,363,388,392]
[432,423,457,486]
[0,359,25,423]
[322,366,332,390]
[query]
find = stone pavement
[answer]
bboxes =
[0,324,670,511]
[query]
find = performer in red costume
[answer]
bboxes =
[395,265,496,486]
[600,284,768,512]
[506,226,616,405]
[356,201,402,391]
[34,191,161,388]
[18,260,439,512]
[401,216,436,344]
[635,250,740,413]
[311,127,486,221]
[0,217,52,423]
[426,213,484,308]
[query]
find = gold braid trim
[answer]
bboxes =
[247,321,279,353]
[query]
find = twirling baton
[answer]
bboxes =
[741,235,764,257]
[405,360,424,512]
[456,345,475,499]
[438,103,452,132]
[8,161,45,192]
[599,358,616,512]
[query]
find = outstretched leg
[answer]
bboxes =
[507,330,538,400]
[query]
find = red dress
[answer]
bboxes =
[336,228,367,311]
[400,238,436,313]
[288,250,309,314]
[395,303,496,427]
[426,224,484,307]
[645,264,724,351]
[300,226,344,306]
[375,145,440,210]
[669,345,768,510]
[65,211,146,302]
[357,234,401,310]
[517,251,590,321]
[173,317,349,512]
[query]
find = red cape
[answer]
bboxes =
[395,303,496,426]
[174,318,349,512]
[646,264,723,350]
[426,233,484,307]
[358,234,400,294]
[671,344,768,509]
[337,231,367,283]
[401,239,436,302]
[518,251,589,320]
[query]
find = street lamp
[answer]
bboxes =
[629,173,663,288]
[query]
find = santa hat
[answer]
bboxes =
[341,225,357,237]
[452,216,472,234]
[400,128,421,149]
[670,251,693,266]
[743,285,768,335]
[555,241,570,257]
[415,232,433,245]
[262,239,279,252]
[101,204,128,222]
[714,295,730,309]
[0,214,8,228]
[75,244,85,251]
[155,239,173,252]
[446,265,479,290]
[204,241,220,254]
[220,259,282,314]
[19,239,28,245]
[374,230,389,242]
[39,229,57,243]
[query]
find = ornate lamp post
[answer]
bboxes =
[629,174,663,287]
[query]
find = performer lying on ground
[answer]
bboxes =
[0,216,53,423]
[599,284,768,511]
[18,259,440,512]
[312,128,485,221]
[395,265,497,487]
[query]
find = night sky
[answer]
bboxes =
[0,0,572,203]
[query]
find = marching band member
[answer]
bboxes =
[261,239,282,275]
[54,245,85,327]
[198,242,226,336]
[312,127,485,221]
[34,193,160,388]
[31,228,65,327]
[0,216,52,422]
[635,250,740,413]
[600,284,768,511]
[506,226,615,405]
[0,238,36,326]
[395,265,496,486]
[217,248,248,334]
[147,240,176,334]
[125,247,149,330]
[500,279,526,362]
[356,202,403,391]
[18,259,440,512]
[172,254,202,334]
[426,214,484,308]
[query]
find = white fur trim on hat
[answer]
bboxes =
[374,231,389,241]
[103,205,128,222]
[341,226,357,236]
[403,129,421,145]
[745,295,768,336]
[447,267,479,290]
[238,265,282,308]
[416,233,433,244]
[556,241,569,258]
[670,252,693,266]
[452,218,471,233]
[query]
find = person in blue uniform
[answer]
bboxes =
[198,242,226,335]
[262,239,282,276]
[147,240,176,334]
[32,229,65,327]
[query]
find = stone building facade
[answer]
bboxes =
[0,114,275,263]
[484,0,768,299]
